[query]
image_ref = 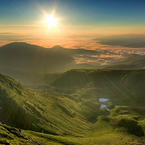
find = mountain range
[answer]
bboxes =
[1,42,145,86]
[106,54,145,70]
[0,42,145,144]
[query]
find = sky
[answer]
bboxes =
[1,0,145,26]
[0,0,145,48]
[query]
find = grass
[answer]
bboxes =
[0,121,145,145]
[0,73,90,136]
[0,69,145,144]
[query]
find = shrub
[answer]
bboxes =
[116,117,144,137]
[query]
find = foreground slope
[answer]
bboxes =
[0,120,145,145]
[0,73,89,136]
[0,70,145,144]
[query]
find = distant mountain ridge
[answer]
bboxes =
[105,54,145,70]
[1,42,145,86]
[0,42,74,72]
[52,69,145,105]
[0,42,76,85]
[0,42,100,85]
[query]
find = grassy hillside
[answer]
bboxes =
[0,69,145,144]
[52,69,145,106]
[0,73,89,136]
[0,119,145,145]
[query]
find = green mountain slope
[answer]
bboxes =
[0,119,145,145]
[0,70,145,144]
[52,69,145,106]
[0,73,89,136]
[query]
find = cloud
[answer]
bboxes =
[0,32,33,41]
[97,34,145,48]
[0,42,126,75]
[1,34,143,73]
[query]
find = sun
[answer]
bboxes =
[44,14,58,29]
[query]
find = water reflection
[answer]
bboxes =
[99,98,110,111]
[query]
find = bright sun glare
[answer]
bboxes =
[44,14,58,29]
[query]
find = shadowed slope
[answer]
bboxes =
[0,73,89,136]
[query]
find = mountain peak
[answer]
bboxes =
[2,42,43,48]
[52,45,66,50]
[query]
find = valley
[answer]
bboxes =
[0,68,145,144]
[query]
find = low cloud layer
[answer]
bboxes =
[0,32,33,41]
[1,33,145,74]
[0,42,126,76]
[97,34,145,48]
